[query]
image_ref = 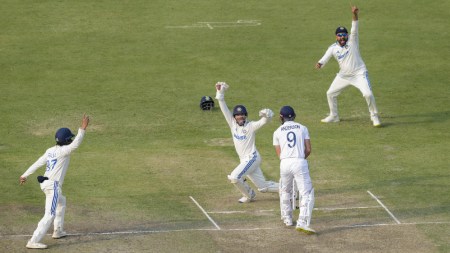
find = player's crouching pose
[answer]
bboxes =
[273,106,315,234]
[19,114,90,249]
[215,82,279,203]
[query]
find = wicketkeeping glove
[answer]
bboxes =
[259,108,274,119]
[215,82,229,100]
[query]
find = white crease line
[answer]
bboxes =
[208,209,274,214]
[367,190,401,224]
[2,221,449,238]
[189,196,221,230]
[315,206,382,211]
[335,221,450,229]
[208,206,381,214]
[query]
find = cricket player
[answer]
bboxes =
[19,114,90,249]
[215,82,279,203]
[273,106,315,234]
[316,5,381,127]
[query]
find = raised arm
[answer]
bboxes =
[215,82,234,128]
[352,6,359,21]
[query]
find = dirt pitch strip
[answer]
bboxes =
[1,191,447,253]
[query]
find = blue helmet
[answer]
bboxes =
[233,105,248,116]
[55,128,75,146]
[280,106,296,120]
[200,96,215,110]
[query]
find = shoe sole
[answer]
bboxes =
[295,227,316,235]
[52,235,67,239]
[26,245,48,249]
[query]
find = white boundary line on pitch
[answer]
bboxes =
[367,190,401,224]
[189,196,221,230]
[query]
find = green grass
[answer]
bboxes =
[1,0,449,252]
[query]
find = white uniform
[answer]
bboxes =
[318,20,379,119]
[273,121,314,227]
[216,96,278,201]
[21,129,86,244]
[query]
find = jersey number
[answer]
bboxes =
[287,131,296,148]
[46,159,57,172]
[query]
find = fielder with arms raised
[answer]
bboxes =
[316,6,381,127]
[215,82,279,203]
[273,106,315,234]
[19,114,90,249]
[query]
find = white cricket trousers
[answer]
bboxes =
[326,71,379,118]
[229,151,269,190]
[280,158,313,220]
[29,180,66,243]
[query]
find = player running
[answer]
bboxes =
[19,114,90,249]
[273,106,315,234]
[215,82,279,203]
[315,5,381,127]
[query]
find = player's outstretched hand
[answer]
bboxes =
[215,82,229,100]
[215,82,229,92]
[259,108,274,119]
[315,63,323,69]
[352,5,359,14]
[81,114,90,130]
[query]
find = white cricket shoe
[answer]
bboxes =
[284,218,294,227]
[52,230,67,239]
[321,115,340,123]
[295,224,316,235]
[371,115,381,127]
[238,190,256,203]
[26,241,48,249]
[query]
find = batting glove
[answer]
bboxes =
[215,82,229,100]
[259,108,274,119]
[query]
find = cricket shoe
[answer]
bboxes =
[284,218,294,227]
[238,190,256,203]
[371,115,381,127]
[295,224,316,235]
[52,230,67,239]
[321,115,340,123]
[26,241,48,249]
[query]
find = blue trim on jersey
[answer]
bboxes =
[237,151,257,179]
[51,181,59,216]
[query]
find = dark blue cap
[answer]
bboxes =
[55,128,75,145]
[233,105,248,116]
[335,26,348,34]
[280,106,296,118]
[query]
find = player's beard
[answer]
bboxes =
[338,37,348,46]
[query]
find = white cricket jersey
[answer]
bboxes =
[218,98,269,160]
[21,129,86,186]
[318,21,367,77]
[273,121,310,160]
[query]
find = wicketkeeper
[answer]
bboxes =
[215,82,279,203]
